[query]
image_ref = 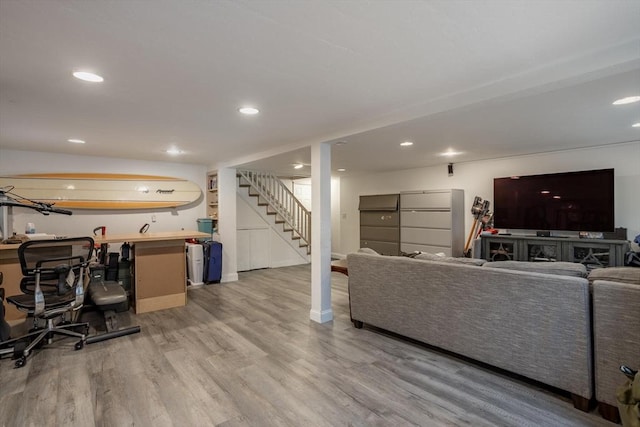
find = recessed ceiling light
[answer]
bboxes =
[334,141,347,146]
[632,122,640,127]
[337,168,346,172]
[166,148,184,155]
[72,71,104,83]
[612,96,640,105]
[67,138,85,144]
[540,190,550,194]
[400,141,413,147]
[239,107,259,115]
[553,195,561,199]
[440,149,462,157]
[294,164,304,169]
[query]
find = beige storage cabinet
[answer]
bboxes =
[400,190,464,256]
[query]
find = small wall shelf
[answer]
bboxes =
[206,171,218,220]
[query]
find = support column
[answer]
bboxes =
[217,167,238,283]
[310,142,333,323]
[0,205,12,240]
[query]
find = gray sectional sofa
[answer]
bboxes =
[347,252,595,409]
[590,267,640,421]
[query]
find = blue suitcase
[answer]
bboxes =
[203,241,222,283]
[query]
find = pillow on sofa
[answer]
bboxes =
[483,260,587,278]
[414,252,487,266]
[588,267,640,286]
[358,247,381,256]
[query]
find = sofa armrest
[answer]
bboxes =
[593,279,640,407]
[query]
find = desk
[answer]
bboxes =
[0,231,210,322]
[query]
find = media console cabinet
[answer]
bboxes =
[481,234,630,268]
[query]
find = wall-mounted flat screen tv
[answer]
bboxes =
[493,169,614,232]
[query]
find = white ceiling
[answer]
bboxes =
[1,0,639,177]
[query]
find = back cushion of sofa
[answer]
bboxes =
[483,260,587,278]
[413,252,487,266]
[588,267,640,286]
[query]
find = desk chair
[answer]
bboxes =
[1,237,93,368]
[1,272,12,343]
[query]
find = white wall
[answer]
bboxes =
[336,142,640,256]
[0,149,207,238]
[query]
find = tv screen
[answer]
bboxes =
[493,169,614,232]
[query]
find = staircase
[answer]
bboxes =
[237,170,311,254]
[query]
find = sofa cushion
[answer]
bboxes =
[483,260,587,278]
[588,267,640,286]
[414,252,487,266]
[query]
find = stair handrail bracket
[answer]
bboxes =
[238,170,311,251]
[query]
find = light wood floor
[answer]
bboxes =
[1,264,609,426]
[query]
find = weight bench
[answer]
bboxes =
[84,280,140,344]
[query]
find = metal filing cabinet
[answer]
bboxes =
[400,189,464,256]
[359,194,400,256]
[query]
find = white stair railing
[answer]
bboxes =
[238,170,311,251]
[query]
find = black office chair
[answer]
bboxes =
[1,237,93,368]
[1,272,11,343]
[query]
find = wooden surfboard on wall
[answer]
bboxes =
[0,173,202,210]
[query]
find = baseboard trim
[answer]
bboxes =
[221,273,239,283]
[136,293,186,314]
[271,259,310,268]
[309,308,333,324]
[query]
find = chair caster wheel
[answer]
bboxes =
[15,356,26,368]
[13,341,26,359]
[75,341,84,351]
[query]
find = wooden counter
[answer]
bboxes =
[92,231,210,245]
[0,230,211,322]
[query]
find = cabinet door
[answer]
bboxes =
[400,192,451,209]
[360,211,399,227]
[400,210,451,228]
[237,230,251,272]
[482,238,519,261]
[524,240,561,262]
[237,229,270,271]
[361,226,400,242]
[565,242,615,268]
[360,240,399,256]
[250,229,270,270]
[400,242,452,256]
[401,227,452,247]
